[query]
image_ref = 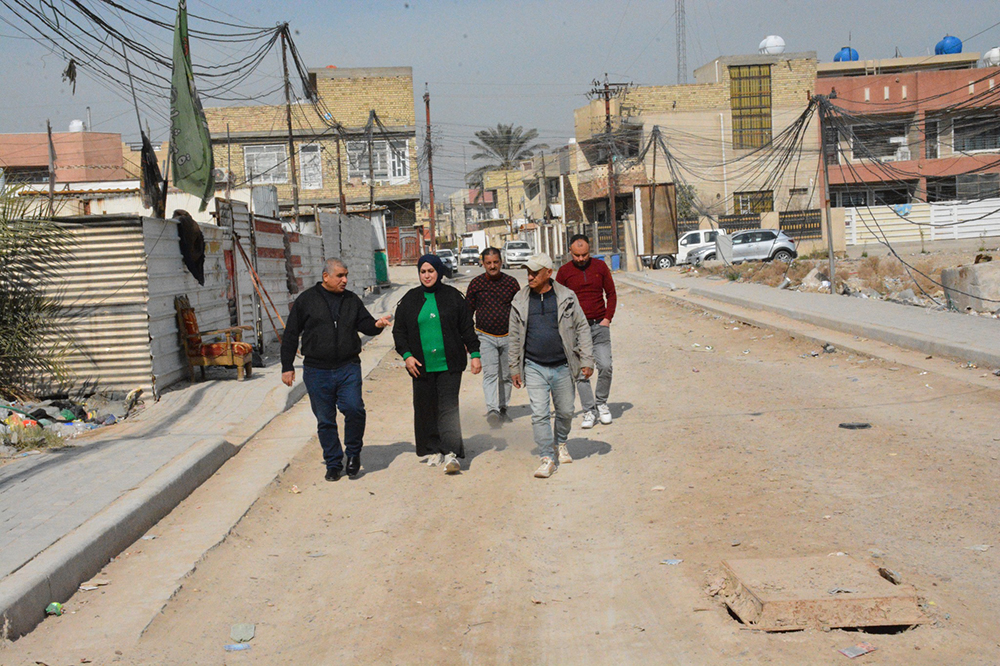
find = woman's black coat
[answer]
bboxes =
[393,284,480,375]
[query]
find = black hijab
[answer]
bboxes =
[417,253,451,292]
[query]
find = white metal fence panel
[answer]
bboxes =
[930,197,1000,242]
[843,203,930,246]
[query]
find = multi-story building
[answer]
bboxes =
[815,52,1000,207]
[572,50,819,251]
[204,66,419,226]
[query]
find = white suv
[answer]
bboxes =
[502,241,532,269]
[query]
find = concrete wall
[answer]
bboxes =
[941,263,1000,313]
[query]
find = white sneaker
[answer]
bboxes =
[581,411,596,429]
[534,457,556,478]
[427,453,444,467]
[558,444,573,464]
[597,403,613,425]
[443,453,461,474]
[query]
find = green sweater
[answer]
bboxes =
[403,292,479,373]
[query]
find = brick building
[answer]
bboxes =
[815,53,1000,206]
[0,128,129,183]
[572,51,819,250]
[204,66,419,227]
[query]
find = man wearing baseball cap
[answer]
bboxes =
[507,253,594,478]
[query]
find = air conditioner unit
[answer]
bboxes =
[894,147,911,162]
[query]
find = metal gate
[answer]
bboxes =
[386,226,422,265]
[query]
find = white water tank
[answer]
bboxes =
[984,47,1000,67]
[758,35,786,55]
[68,119,86,132]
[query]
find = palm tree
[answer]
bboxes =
[467,124,547,232]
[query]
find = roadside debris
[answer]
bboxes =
[660,559,683,566]
[651,485,666,492]
[230,623,255,643]
[822,343,836,353]
[1,389,145,452]
[839,423,872,430]
[878,567,902,585]
[839,642,877,658]
[44,602,63,616]
[224,643,252,652]
[968,544,990,552]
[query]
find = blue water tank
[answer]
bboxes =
[935,35,963,55]
[834,47,859,62]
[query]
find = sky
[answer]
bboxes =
[1,0,999,195]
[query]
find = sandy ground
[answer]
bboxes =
[5,280,1000,665]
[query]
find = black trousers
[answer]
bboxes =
[412,370,465,458]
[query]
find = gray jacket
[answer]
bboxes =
[508,280,594,380]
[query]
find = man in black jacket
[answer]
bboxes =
[281,258,391,481]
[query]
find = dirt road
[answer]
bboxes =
[6,282,1000,664]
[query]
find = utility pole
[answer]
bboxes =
[676,0,688,84]
[335,131,347,214]
[46,120,55,218]
[590,75,629,254]
[538,150,548,222]
[424,84,437,252]
[279,25,300,229]
[817,98,838,295]
[368,117,375,220]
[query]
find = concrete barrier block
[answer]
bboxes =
[941,262,1000,312]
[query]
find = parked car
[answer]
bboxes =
[459,246,480,266]
[502,240,532,268]
[690,229,797,265]
[435,248,458,273]
[643,228,727,269]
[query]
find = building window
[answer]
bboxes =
[953,114,1000,153]
[299,144,322,190]
[734,190,773,214]
[851,119,910,161]
[730,64,772,149]
[243,144,288,184]
[347,140,410,184]
[956,173,1000,200]
[925,119,939,159]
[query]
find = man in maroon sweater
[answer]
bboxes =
[555,234,617,428]
[466,247,521,427]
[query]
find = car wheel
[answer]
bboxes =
[772,249,794,263]
[654,255,674,269]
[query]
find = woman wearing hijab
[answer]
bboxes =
[393,254,481,474]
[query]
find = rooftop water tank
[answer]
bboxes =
[758,35,786,55]
[834,46,859,62]
[982,47,1000,67]
[935,35,962,55]
[68,119,86,132]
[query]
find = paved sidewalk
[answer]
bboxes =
[0,285,403,638]
[623,271,1000,369]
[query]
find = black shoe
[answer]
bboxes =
[346,455,361,477]
[500,407,511,422]
[486,410,502,428]
[325,468,342,482]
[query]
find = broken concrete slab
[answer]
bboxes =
[941,262,1000,313]
[719,555,925,631]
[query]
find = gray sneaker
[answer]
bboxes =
[558,444,573,464]
[534,457,556,478]
[426,453,445,467]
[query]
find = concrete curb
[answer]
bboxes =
[0,437,234,639]
[685,285,1000,368]
[623,273,1000,368]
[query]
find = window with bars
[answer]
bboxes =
[243,144,288,184]
[953,114,1000,153]
[346,140,410,184]
[730,64,772,149]
[299,144,322,190]
[734,190,774,215]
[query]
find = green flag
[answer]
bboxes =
[170,0,214,212]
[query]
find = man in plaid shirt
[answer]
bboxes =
[466,247,521,427]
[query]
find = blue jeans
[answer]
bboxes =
[577,322,613,414]
[524,360,575,460]
[303,363,366,471]
[478,332,512,413]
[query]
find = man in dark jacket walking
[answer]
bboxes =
[281,258,391,481]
